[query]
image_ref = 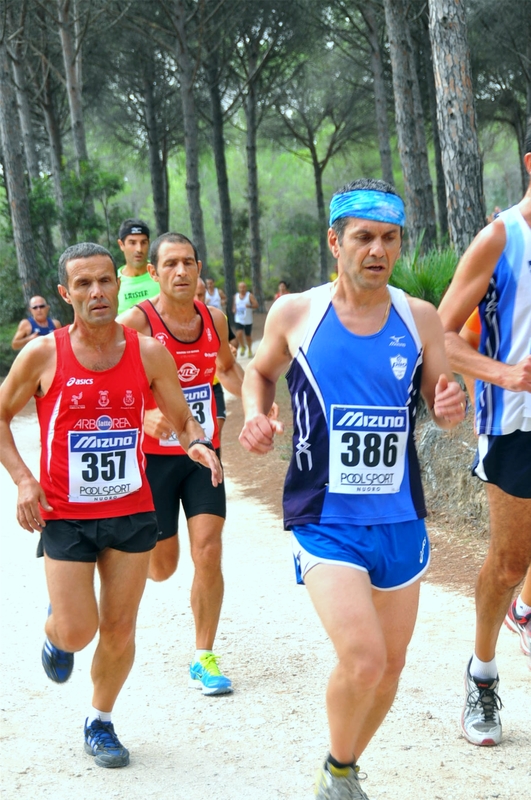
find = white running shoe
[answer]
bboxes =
[461,658,503,746]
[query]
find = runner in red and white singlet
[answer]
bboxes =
[0,243,221,768]
[118,232,244,696]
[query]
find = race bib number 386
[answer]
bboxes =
[329,405,408,494]
[68,429,142,502]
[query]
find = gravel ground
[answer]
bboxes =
[1,411,530,800]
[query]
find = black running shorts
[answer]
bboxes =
[37,511,159,562]
[145,451,226,540]
[473,429,531,498]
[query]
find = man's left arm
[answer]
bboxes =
[249,293,259,310]
[211,309,244,397]
[412,299,467,429]
[140,338,223,485]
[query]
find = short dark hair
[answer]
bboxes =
[118,218,150,242]
[331,178,401,244]
[149,232,199,271]
[525,122,531,158]
[58,243,116,288]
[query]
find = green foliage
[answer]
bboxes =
[62,160,124,244]
[268,213,319,294]
[390,243,458,307]
[0,323,18,377]
[0,241,26,324]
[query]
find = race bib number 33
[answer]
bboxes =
[329,405,408,494]
[68,429,142,502]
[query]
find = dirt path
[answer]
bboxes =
[1,408,529,799]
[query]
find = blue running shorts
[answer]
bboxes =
[473,430,531,499]
[291,518,430,591]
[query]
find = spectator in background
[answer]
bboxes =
[12,296,61,351]
[274,280,290,300]
[233,281,258,358]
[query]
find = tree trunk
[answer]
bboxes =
[40,67,68,247]
[429,0,485,254]
[143,73,169,235]
[309,145,329,284]
[56,0,89,169]
[422,23,448,240]
[383,0,437,251]
[0,41,40,303]
[10,55,40,187]
[206,56,237,323]
[361,5,394,186]
[244,81,264,311]
[173,0,209,271]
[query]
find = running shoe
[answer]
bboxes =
[461,658,503,746]
[504,599,531,656]
[42,605,74,683]
[189,652,233,696]
[315,762,370,800]
[247,347,253,358]
[239,347,245,356]
[84,718,130,768]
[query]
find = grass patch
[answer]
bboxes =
[390,244,458,306]
[0,324,17,377]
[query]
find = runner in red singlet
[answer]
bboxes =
[0,243,221,768]
[118,232,244,695]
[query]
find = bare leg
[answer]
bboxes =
[44,556,99,651]
[354,581,420,758]
[235,328,245,354]
[304,565,386,764]
[187,514,224,649]
[148,535,179,582]
[245,333,253,355]
[474,486,531,661]
[91,548,150,712]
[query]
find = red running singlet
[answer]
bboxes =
[137,299,220,455]
[36,326,154,520]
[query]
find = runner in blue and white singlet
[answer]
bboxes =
[284,283,425,529]
[240,178,467,798]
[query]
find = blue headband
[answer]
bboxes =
[329,190,406,227]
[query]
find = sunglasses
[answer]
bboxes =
[31,304,47,309]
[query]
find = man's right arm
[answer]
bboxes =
[239,295,304,453]
[11,319,37,351]
[439,218,531,392]
[0,340,54,530]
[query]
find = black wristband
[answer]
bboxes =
[188,438,215,452]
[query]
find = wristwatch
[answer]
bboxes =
[188,437,215,452]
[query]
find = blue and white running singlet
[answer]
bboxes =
[476,204,531,436]
[283,284,426,528]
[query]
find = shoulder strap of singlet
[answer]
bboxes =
[194,300,221,347]
[298,283,333,355]
[136,299,158,336]
[388,286,422,352]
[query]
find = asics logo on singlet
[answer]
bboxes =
[179,363,200,382]
[335,411,405,429]
[67,377,94,386]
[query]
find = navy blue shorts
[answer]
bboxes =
[146,452,226,540]
[37,512,159,562]
[234,322,252,336]
[291,518,430,591]
[473,430,531,498]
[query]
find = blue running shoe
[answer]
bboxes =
[41,637,74,683]
[189,652,233,696]
[84,718,130,768]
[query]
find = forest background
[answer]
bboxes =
[0,0,529,373]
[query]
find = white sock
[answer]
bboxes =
[515,595,531,618]
[87,707,112,725]
[470,654,498,682]
[195,649,213,662]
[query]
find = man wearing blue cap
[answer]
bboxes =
[239,178,466,799]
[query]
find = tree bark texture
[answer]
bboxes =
[361,6,394,186]
[0,41,41,303]
[245,81,264,311]
[422,23,448,240]
[143,72,169,236]
[56,0,90,169]
[10,55,40,187]
[383,0,437,250]
[173,0,209,271]
[429,0,485,254]
[206,57,237,321]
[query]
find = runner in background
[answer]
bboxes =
[116,219,158,314]
[118,233,244,696]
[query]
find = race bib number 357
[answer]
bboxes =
[68,429,142,502]
[329,405,409,494]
